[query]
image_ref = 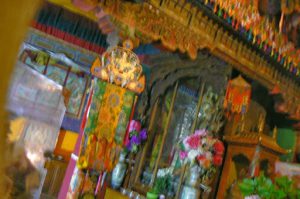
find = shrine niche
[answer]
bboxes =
[217,120,287,198]
[224,100,267,136]
[122,51,232,198]
[224,154,250,198]
[135,51,231,122]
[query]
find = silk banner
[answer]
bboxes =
[78,80,134,171]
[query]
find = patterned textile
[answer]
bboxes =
[103,85,134,143]
[78,80,134,171]
[84,80,106,135]
[224,75,251,115]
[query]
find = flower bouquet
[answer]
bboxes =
[125,120,147,154]
[179,129,225,181]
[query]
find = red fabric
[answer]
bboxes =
[80,89,94,133]
[31,22,106,55]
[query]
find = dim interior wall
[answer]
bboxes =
[0,0,41,197]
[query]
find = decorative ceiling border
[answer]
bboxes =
[94,0,300,119]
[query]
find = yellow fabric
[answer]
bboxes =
[8,117,26,142]
[47,0,97,21]
[105,188,129,199]
[97,83,125,142]
[78,82,134,172]
[0,1,41,198]
[61,131,78,151]
[227,162,237,189]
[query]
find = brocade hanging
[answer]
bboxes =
[78,80,134,171]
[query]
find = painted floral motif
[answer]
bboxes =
[108,93,121,108]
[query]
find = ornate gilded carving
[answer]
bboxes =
[67,0,300,118]
[136,51,231,122]
[98,0,205,59]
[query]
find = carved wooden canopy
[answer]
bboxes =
[95,1,300,117]
[48,0,300,120]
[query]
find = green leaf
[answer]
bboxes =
[239,179,255,196]
[275,176,292,192]
[274,190,286,199]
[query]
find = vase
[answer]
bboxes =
[111,153,127,189]
[159,194,165,199]
[180,166,200,199]
[146,192,158,199]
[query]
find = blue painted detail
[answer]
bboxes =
[134,44,161,55]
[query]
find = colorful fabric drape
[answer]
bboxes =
[281,0,300,14]
[78,80,134,171]
[208,0,300,76]
[32,2,107,54]
[97,82,134,143]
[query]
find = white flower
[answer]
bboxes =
[197,148,204,154]
[188,150,199,161]
[205,152,213,160]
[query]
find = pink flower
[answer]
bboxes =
[129,120,141,132]
[186,135,201,149]
[195,129,207,136]
[179,151,188,160]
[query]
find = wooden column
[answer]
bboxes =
[151,81,179,186]
[133,99,159,185]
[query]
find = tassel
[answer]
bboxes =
[279,13,284,33]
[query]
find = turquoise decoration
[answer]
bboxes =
[227,17,231,24]
[280,57,285,65]
[111,153,127,189]
[247,32,252,41]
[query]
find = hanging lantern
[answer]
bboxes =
[224,75,251,115]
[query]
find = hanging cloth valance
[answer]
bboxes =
[32,2,108,54]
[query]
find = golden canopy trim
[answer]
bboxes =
[70,0,300,117]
